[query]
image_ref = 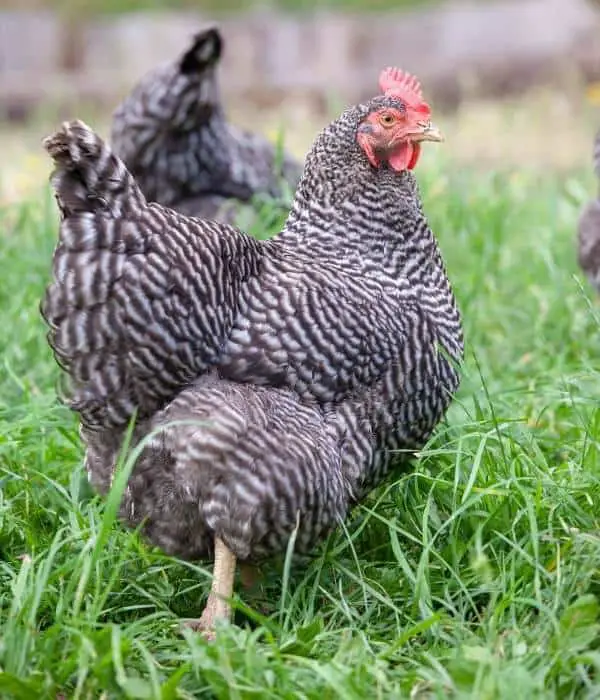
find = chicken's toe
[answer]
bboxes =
[183,591,229,640]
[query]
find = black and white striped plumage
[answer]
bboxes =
[41,92,463,565]
[578,130,600,292]
[110,27,302,224]
[83,373,346,561]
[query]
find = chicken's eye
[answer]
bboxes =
[378,113,396,127]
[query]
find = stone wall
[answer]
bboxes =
[0,0,598,121]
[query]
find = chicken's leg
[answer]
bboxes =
[186,537,236,640]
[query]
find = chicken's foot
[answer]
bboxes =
[185,537,236,640]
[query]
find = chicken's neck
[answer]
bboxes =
[276,161,463,365]
[278,168,439,283]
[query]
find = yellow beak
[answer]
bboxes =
[412,121,444,143]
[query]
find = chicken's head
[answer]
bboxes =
[357,67,443,172]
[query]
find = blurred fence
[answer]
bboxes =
[0,0,598,121]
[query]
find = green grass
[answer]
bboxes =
[1,156,600,699]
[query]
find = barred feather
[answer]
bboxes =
[42,120,264,428]
[42,89,464,562]
[85,373,347,561]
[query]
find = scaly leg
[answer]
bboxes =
[186,537,237,640]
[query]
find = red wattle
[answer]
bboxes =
[407,143,421,170]
[388,142,422,172]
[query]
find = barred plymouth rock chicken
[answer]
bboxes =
[578,129,600,292]
[110,27,302,223]
[41,67,464,638]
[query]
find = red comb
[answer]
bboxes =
[379,66,430,114]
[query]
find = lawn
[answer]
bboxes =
[1,144,600,699]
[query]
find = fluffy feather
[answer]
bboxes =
[41,70,463,565]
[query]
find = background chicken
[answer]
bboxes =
[41,67,464,638]
[577,130,600,292]
[110,26,302,225]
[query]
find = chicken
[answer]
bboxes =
[40,67,464,638]
[110,27,302,224]
[578,129,600,292]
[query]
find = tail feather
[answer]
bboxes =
[41,120,264,431]
[44,120,147,218]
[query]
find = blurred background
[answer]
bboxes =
[1,0,599,203]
